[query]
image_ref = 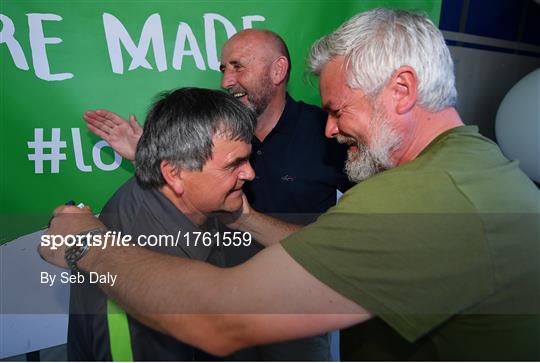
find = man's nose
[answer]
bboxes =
[325,115,339,138]
[240,162,255,181]
[221,69,236,90]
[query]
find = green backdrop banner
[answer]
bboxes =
[1,0,441,243]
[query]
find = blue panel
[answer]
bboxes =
[440,0,464,31]
[522,2,540,46]
[465,0,524,41]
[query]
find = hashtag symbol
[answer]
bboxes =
[27,128,67,174]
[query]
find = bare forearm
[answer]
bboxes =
[40,206,369,355]
[76,244,344,355]
[236,209,301,246]
[77,244,244,354]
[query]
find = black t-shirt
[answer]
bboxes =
[224,95,349,361]
[244,94,350,215]
[228,94,350,266]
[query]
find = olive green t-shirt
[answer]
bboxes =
[281,126,540,360]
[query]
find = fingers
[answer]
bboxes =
[53,204,92,216]
[41,204,102,269]
[241,193,251,214]
[86,122,110,140]
[83,110,136,141]
[53,205,77,215]
[241,193,249,204]
[83,110,128,131]
[94,109,125,126]
[83,113,115,135]
[84,111,121,130]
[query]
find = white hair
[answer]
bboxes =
[309,8,457,112]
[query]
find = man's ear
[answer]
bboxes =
[160,160,184,195]
[271,56,289,85]
[389,66,418,115]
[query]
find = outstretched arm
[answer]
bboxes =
[83,110,143,161]
[40,206,372,356]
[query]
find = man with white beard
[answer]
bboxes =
[41,8,540,360]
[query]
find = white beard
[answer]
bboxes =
[338,107,402,183]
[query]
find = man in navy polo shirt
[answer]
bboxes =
[83,29,350,361]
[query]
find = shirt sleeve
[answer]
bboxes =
[280,171,494,342]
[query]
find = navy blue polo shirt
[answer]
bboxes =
[226,95,351,360]
[225,94,350,267]
[243,94,350,215]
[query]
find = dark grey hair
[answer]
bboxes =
[135,87,255,188]
[309,8,457,112]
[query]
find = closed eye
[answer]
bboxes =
[220,62,244,73]
[225,156,250,171]
[231,61,244,71]
[326,108,341,118]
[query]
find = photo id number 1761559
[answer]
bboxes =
[184,231,251,247]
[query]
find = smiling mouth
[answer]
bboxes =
[231,184,244,193]
[232,92,247,98]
